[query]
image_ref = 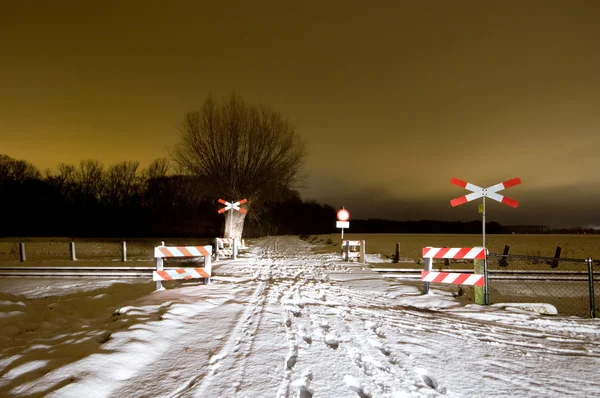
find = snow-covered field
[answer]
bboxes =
[1,236,599,397]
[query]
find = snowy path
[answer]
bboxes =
[1,236,600,397]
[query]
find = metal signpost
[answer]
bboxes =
[336,206,350,240]
[218,198,247,238]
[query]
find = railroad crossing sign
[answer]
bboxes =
[218,198,247,214]
[218,198,248,239]
[450,177,521,208]
[450,177,521,250]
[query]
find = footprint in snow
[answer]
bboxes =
[298,329,312,344]
[324,333,339,349]
[343,375,371,398]
[415,368,441,391]
[293,370,313,397]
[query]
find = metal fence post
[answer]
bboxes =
[548,246,561,268]
[344,240,349,262]
[499,245,510,267]
[394,242,400,263]
[121,241,127,262]
[19,242,26,262]
[423,257,432,294]
[360,240,366,264]
[588,257,596,318]
[70,242,77,261]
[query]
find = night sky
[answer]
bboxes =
[2,1,599,228]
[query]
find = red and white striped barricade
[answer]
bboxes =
[421,247,486,294]
[215,238,249,260]
[341,240,365,263]
[153,244,212,290]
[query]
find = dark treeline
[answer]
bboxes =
[2,154,595,237]
[0,154,336,238]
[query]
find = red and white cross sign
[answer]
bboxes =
[218,198,247,214]
[450,177,521,208]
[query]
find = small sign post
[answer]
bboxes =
[336,207,350,240]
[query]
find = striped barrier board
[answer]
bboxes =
[153,267,210,281]
[341,240,361,259]
[154,244,212,289]
[421,271,485,286]
[215,238,249,260]
[154,246,211,258]
[422,247,486,259]
[341,240,365,263]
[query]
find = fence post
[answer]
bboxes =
[360,240,366,264]
[215,238,219,260]
[474,258,485,305]
[499,245,510,267]
[70,242,77,261]
[121,241,127,262]
[548,246,561,268]
[232,239,237,260]
[344,240,350,262]
[19,242,26,262]
[423,257,432,294]
[156,257,164,290]
[394,242,400,263]
[588,257,596,319]
[444,246,450,267]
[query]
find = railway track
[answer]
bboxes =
[1,265,597,281]
[371,267,600,282]
[0,266,156,278]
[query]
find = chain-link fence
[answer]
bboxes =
[487,253,599,318]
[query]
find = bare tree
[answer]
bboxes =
[77,159,105,202]
[143,158,170,181]
[172,95,306,239]
[105,161,141,207]
[0,154,41,183]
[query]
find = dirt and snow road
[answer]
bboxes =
[1,236,600,397]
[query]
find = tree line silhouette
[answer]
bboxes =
[4,153,586,238]
[0,154,335,238]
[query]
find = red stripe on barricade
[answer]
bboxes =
[432,272,449,283]
[159,247,172,257]
[473,277,485,286]
[178,247,193,257]
[453,273,471,284]
[455,248,471,258]
[156,270,171,280]
[436,248,450,257]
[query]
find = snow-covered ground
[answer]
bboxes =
[1,236,599,397]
